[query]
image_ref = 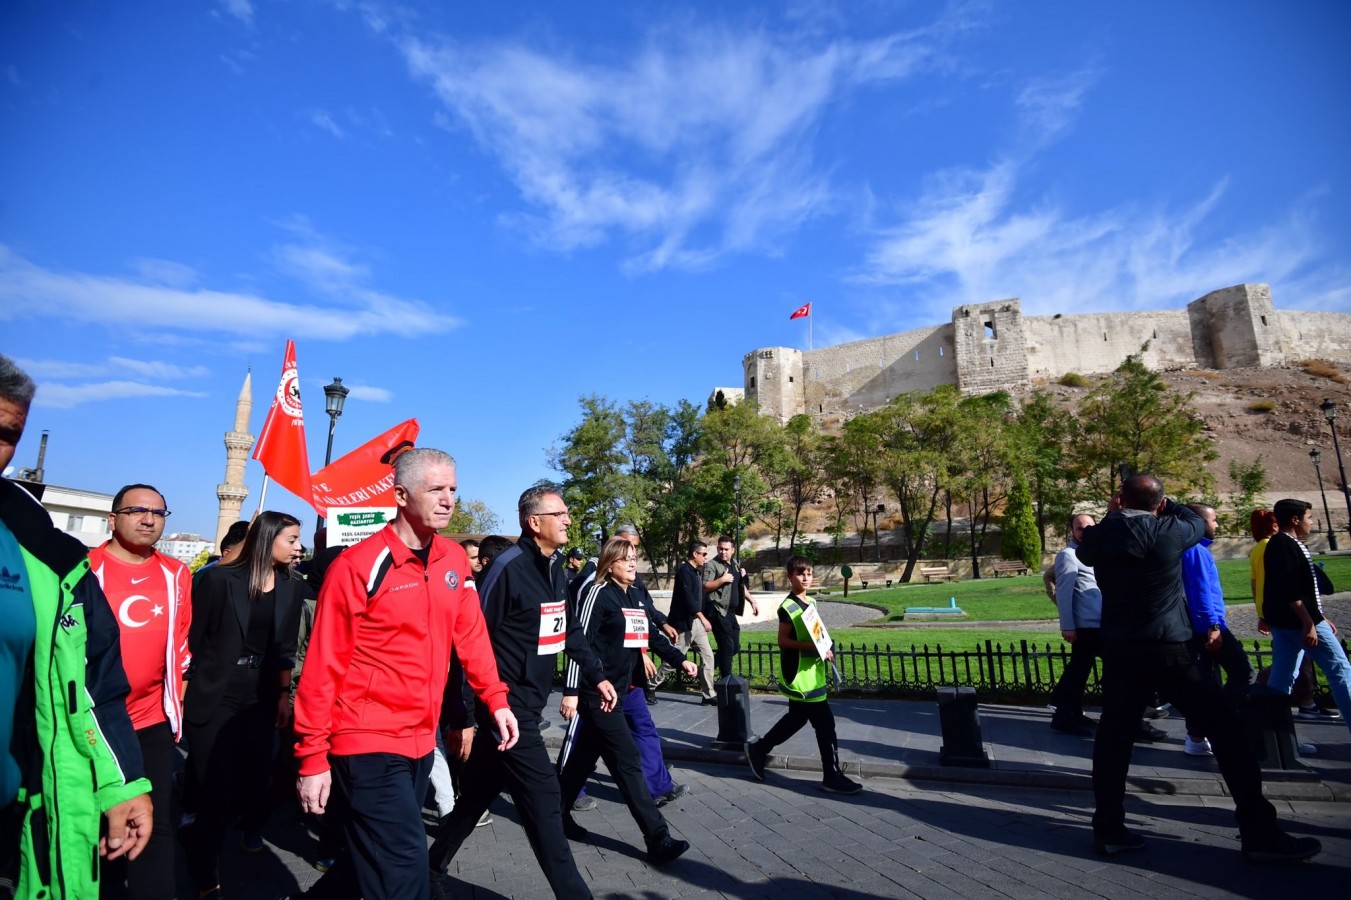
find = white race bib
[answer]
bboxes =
[798,602,832,660]
[538,600,567,655]
[622,608,648,649]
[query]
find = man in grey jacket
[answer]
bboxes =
[1048,514,1104,734]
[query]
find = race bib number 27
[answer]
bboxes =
[538,601,567,655]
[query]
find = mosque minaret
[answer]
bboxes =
[214,369,254,549]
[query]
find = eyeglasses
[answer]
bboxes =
[694,550,708,557]
[532,510,570,519]
[114,506,171,519]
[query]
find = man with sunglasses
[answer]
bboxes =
[87,485,191,900]
[652,539,716,704]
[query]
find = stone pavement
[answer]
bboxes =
[199,691,1349,898]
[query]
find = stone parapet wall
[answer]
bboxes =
[798,324,955,420]
[1023,309,1195,378]
[1281,310,1351,360]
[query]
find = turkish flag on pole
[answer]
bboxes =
[789,302,812,320]
[252,340,314,505]
[311,418,420,515]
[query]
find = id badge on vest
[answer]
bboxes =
[622,608,648,649]
[538,600,567,655]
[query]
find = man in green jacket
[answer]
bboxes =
[1,354,153,899]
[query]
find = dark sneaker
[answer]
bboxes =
[646,834,690,866]
[561,814,589,842]
[745,740,768,781]
[240,831,264,853]
[655,783,688,807]
[1242,830,1322,865]
[312,857,336,873]
[820,772,862,795]
[700,697,718,706]
[1142,703,1171,719]
[1093,827,1146,856]
[572,795,598,812]
[646,691,659,706]
[1134,723,1167,743]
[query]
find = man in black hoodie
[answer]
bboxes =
[1076,474,1320,865]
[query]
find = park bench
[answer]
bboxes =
[919,565,956,583]
[991,561,1029,577]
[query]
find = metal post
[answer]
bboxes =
[1320,399,1351,543]
[1311,448,1338,551]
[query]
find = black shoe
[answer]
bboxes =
[571,795,597,812]
[646,692,659,706]
[646,834,690,866]
[655,784,688,807]
[1093,827,1146,856]
[1241,829,1322,864]
[1134,724,1167,743]
[820,771,862,795]
[700,697,718,706]
[1050,720,1094,736]
[561,814,589,842]
[745,740,768,781]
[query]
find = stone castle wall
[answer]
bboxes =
[740,283,1351,422]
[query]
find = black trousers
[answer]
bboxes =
[320,752,434,900]
[1049,628,1103,725]
[1092,641,1277,838]
[100,721,175,900]
[760,698,840,775]
[557,691,668,844]
[1184,628,1254,737]
[427,712,591,900]
[708,609,741,679]
[183,673,274,890]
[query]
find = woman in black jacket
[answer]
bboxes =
[558,536,695,866]
[183,511,304,898]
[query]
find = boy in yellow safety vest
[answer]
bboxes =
[744,556,861,794]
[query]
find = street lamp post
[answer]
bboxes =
[873,504,884,563]
[1310,448,1338,551]
[317,377,350,540]
[732,474,743,564]
[1319,398,1351,543]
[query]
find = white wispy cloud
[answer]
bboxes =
[130,257,199,288]
[218,0,254,27]
[395,14,965,272]
[308,109,346,139]
[309,378,392,403]
[0,242,461,341]
[15,357,210,380]
[35,381,209,410]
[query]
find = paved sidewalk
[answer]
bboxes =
[201,692,1348,898]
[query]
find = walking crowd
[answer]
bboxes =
[0,353,1341,899]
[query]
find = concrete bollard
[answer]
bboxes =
[938,686,990,768]
[711,674,755,750]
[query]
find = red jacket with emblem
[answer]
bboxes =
[293,525,509,775]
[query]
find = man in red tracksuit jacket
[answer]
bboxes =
[294,448,519,900]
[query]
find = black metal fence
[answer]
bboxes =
[556,639,1343,706]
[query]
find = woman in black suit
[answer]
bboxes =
[183,511,304,899]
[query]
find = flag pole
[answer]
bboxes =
[255,475,270,516]
[809,311,813,351]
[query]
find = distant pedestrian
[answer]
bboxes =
[702,535,757,679]
[745,555,860,795]
[653,540,716,704]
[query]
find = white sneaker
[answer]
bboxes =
[1297,741,1318,756]
[1184,736,1213,756]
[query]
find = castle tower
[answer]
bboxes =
[743,346,805,422]
[1186,283,1287,369]
[215,369,254,549]
[952,299,1030,394]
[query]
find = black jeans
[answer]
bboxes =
[1092,641,1276,838]
[759,699,841,776]
[100,722,176,900]
[558,692,668,844]
[1050,628,1103,724]
[707,609,741,679]
[428,711,591,899]
[1184,628,1255,737]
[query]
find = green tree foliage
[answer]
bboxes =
[1066,351,1217,501]
[549,395,627,546]
[440,497,502,536]
[188,547,212,572]
[1000,475,1042,569]
[1014,390,1076,548]
[1227,456,1268,530]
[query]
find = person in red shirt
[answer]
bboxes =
[294,448,519,900]
[88,483,191,900]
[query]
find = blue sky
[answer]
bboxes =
[3,1,1349,541]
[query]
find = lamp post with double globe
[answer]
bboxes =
[1319,398,1351,544]
[317,377,350,541]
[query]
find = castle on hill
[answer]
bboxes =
[718,283,1351,422]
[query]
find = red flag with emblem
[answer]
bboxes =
[789,302,811,320]
[252,340,314,504]
[311,418,420,515]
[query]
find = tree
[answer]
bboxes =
[949,391,1017,578]
[1000,475,1042,569]
[188,547,212,571]
[549,395,627,547]
[1066,350,1217,503]
[440,498,502,536]
[823,413,886,563]
[1227,456,1268,530]
[777,414,828,559]
[1014,390,1076,549]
